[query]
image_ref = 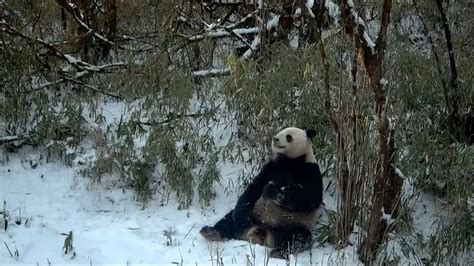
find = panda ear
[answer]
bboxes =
[306,129,316,140]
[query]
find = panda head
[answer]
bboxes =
[271,127,317,163]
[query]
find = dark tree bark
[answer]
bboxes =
[413,0,472,144]
[433,0,473,144]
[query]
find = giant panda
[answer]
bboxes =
[200,127,323,259]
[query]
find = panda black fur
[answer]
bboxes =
[200,127,323,259]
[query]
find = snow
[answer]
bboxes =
[394,167,405,179]
[294,8,302,17]
[306,0,316,18]
[343,2,375,53]
[63,54,80,65]
[0,96,446,265]
[187,27,260,41]
[362,31,376,51]
[193,68,230,77]
[242,36,261,60]
[325,1,340,25]
[0,152,358,265]
[380,207,395,225]
[289,29,300,49]
[266,13,280,31]
[0,93,350,264]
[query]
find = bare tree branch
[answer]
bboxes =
[1,21,126,73]
[434,0,458,98]
[412,0,449,107]
[60,74,121,99]
[55,0,116,48]
[137,111,214,127]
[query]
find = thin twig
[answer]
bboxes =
[60,75,122,100]
[184,223,196,239]
[1,21,126,73]
[138,111,213,126]
[55,0,117,48]
[4,242,14,258]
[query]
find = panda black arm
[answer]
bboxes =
[276,163,323,212]
[232,163,272,223]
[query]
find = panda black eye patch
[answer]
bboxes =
[286,134,293,142]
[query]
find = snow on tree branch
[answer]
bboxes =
[193,68,230,77]
[209,0,255,4]
[184,27,260,41]
[306,0,316,18]
[338,0,376,53]
[242,35,261,60]
[1,21,126,74]
[62,54,125,72]
[225,10,260,30]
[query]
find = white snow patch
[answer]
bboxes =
[363,31,376,50]
[63,54,80,65]
[306,0,316,18]
[325,1,341,23]
[294,8,302,17]
[395,167,405,179]
[266,13,280,31]
[188,27,260,41]
[242,35,261,60]
[0,151,352,265]
[380,207,396,225]
[289,29,300,49]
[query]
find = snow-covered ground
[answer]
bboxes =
[0,96,448,265]
[0,152,360,265]
[0,97,439,265]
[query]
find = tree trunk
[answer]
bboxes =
[303,0,359,248]
[103,0,117,57]
[336,0,404,262]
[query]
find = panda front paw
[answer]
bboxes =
[269,248,289,260]
[245,226,267,246]
[199,226,227,241]
[262,183,279,199]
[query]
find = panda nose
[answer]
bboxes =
[273,137,279,142]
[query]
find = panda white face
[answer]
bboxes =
[271,127,316,161]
